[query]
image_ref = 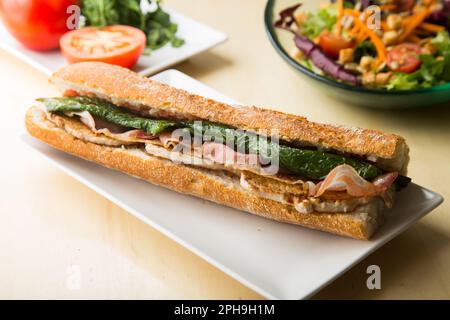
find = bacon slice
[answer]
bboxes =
[315,164,397,198]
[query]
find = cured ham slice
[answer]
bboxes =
[159,131,183,149]
[315,164,397,198]
[67,111,155,143]
[202,142,261,170]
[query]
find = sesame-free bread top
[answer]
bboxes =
[50,62,409,174]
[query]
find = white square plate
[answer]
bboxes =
[0,8,227,76]
[22,70,443,300]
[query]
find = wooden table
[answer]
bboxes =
[1,0,449,299]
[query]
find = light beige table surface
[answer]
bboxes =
[1,0,449,299]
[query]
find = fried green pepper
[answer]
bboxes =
[39,97,178,136]
[41,96,383,181]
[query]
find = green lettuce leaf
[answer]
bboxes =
[387,31,450,90]
[300,6,337,39]
[431,30,450,54]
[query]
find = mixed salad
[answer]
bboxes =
[275,0,450,90]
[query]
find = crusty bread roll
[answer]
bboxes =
[26,106,383,240]
[50,62,409,174]
[25,62,410,240]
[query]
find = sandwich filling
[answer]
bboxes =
[38,95,410,214]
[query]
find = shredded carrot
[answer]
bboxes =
[347,20,367,43]
[381,21,389,31]
[357,31,369,43]
[348,22,360,36]
[336,0,344,35]
[379,4,397,11]
[348,27,359,37]
[402,16,413,25]
[343,9,387,63]
[423,0,437,7]
[419,22,445,33]
[406,34,422,43]
[399,8,431,42]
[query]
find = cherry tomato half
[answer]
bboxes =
[318,32,354,59]
[387,43,422,74]
[60,25,146,69]
[0,0,78,51]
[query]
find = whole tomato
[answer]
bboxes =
[0,0,79,51]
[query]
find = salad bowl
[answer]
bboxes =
[265,0,450,108]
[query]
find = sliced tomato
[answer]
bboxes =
[63,89,79,97]
[60,25,146,69]
[318,32,354,59]
[387,43,422,73]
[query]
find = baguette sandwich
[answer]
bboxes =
[25,62,410,240]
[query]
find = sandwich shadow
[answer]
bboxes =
[26,168,263,299]
[311,220,450,299]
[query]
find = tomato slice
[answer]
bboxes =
[63,89,79,97]
[60,25,146,69]
[387,43,422,73]
[318,32,354,59]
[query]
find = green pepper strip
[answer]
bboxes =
[41,96,390,182]
[39,97,178,136]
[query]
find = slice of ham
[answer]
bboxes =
[315,164,398,198]
[202,142,261,170]
[67,111,155,143]
[159,131,182,149]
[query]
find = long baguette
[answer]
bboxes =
[26,106,383,240]
[50,62,409,174]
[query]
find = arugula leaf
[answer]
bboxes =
[80,0,184,52]
[146,6,184,49]
[117,0,145,30]
[82,0,119,26]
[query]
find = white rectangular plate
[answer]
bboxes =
[22,70,443,300]
[0,8,227,76]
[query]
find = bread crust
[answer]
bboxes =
[26,106,381,240]
[50,62,409,173]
